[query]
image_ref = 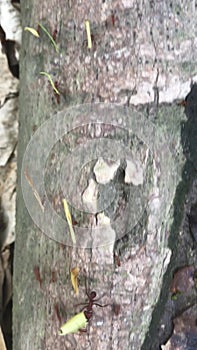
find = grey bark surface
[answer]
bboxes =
[13,1,197,350]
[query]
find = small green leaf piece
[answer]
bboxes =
[38,23,59,53]
[40,72,60,95]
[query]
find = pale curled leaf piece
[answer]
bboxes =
[71,267,79,295]
[38,23,59,53]
[58,312,87,335]
[24,27,40,37]
[24,168,44,212]
[85,20,92,49]
[62,198,76,244]
[40,72,60,95]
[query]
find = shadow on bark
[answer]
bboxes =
[142,84,197,350]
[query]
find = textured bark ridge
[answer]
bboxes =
[13,1,196,349]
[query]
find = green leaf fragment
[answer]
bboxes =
[40,72,60,95]
[38,23,59,53]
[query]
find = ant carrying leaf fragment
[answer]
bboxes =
[58,279,110,335]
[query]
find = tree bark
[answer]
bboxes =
[13,1,197,350]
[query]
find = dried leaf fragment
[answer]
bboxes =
[71,267,79,295]
[24,168,44,212]
[62,198,76,244]
[24,27,40,37]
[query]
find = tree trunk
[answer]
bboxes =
[13,1,197,349]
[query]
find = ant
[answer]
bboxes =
[77,275,109,323]
[77,289,109,325]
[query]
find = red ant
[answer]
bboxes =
[77,275,109,322]
[78,289,109,324]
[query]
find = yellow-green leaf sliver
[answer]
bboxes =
[24,26,40,37]
[62,198,76,244]
[38,23,59,53]
[40,72,60,95]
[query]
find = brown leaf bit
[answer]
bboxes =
[170,265,195,295]
[59,243,66,250]
[71,267,79,295]
[105,11,119,29]
[177,100,187,107]
[112,303,121,316]
[50,270,57,283]
[188,202,197,243]
[54,303,61,324]
[33,266,43,287]
[113,253,121,267]
[71,215,78,226]
[36,25,41,36]
[24,168,44,212]
[52,29,58,41]
[193,269,197,289]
